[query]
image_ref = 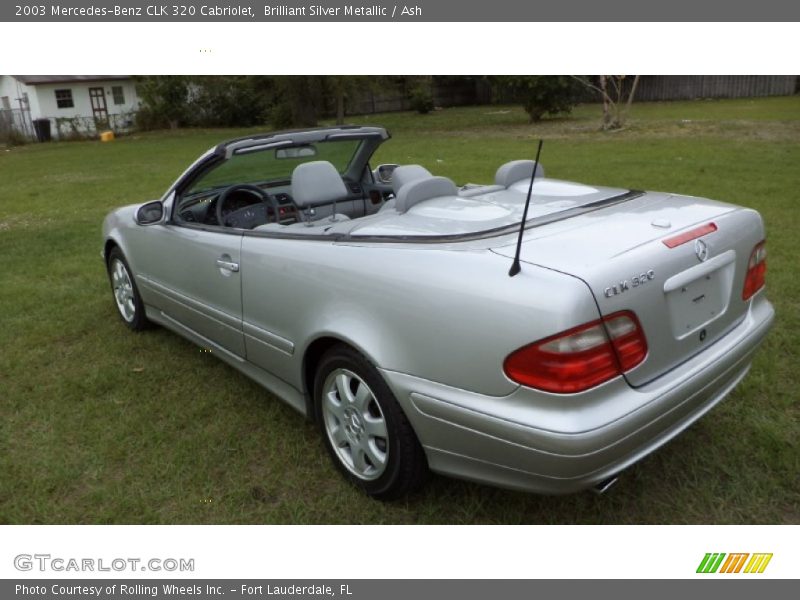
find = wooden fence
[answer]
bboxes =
[626,75,797,101]
[0,108,33,142]
[345,75,797,117]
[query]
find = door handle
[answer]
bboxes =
[216,259,239,272]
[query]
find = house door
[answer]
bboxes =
[88,87,108,122]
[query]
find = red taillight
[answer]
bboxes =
[662,222,718,248]
[503,311,648,394]
[742,240,767,300]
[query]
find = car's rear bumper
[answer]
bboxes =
[380,295,774,494]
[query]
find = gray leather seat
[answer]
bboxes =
[392,164,433,194]
[395,176,458,214]
[379,164,434,213]
[495,160,545,188]
[291,160,351,223]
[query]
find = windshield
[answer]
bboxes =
[187,139,362,194]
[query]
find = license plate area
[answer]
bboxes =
[663,250,735,339]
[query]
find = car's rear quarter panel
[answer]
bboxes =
[239,235,602,398]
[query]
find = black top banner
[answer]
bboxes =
[4,0,800,22]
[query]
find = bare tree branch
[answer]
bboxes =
[571,74,642,130]
[570,75,604,96]
[625,75,641,113]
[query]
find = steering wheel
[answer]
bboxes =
[215,184,280,229]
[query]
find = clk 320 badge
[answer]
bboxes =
[604,270,656,298]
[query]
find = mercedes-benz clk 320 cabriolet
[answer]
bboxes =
[102,126,774,499]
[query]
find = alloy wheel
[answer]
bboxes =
[110,258,136,322]
[321,368,389,480]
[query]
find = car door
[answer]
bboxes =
[130,222,246,358]
[239,235,313,387]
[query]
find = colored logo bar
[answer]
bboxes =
[697,553,773,573]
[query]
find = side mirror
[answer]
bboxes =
[135,200,164,225]
[374,163,399,184]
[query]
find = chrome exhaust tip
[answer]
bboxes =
[592,475,620,495]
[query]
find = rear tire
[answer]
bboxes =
[107,247,150,331]
[314,345,428,500]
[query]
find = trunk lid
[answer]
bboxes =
[492,191,765,386]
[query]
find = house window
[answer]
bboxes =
[54,89,74,109]
[1,96,10,110]
[111,86,125,105]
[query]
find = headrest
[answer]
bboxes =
[392,164,433,194]
[291,161,349,207]
[494,160,545,188]
[395,176,458,214]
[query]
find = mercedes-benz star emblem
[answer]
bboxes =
[695,238,709,262]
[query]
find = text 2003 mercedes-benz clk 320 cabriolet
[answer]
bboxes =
[102,126,773,499]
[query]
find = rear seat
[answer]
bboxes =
[494,159,545,188]
[378,164,433,213]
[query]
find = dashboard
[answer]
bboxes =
[176,177,375,229]
[178,188,298,228]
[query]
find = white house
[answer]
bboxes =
[0,75,141,140]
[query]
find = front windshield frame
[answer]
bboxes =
[184,138,365,197]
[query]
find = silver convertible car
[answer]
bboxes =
[102,126,774,499]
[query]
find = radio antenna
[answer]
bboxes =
[508,139,543,277]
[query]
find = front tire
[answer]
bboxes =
[107,247,150,331]
[314,345,428,500]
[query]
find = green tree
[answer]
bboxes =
[406,76,435,114]
[134,76,190,129]
[492,76,581,122]
[327,76,374,124]
[268,76,325,128]
[188,76,273,127]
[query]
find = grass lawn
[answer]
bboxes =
[1,97,798,524]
